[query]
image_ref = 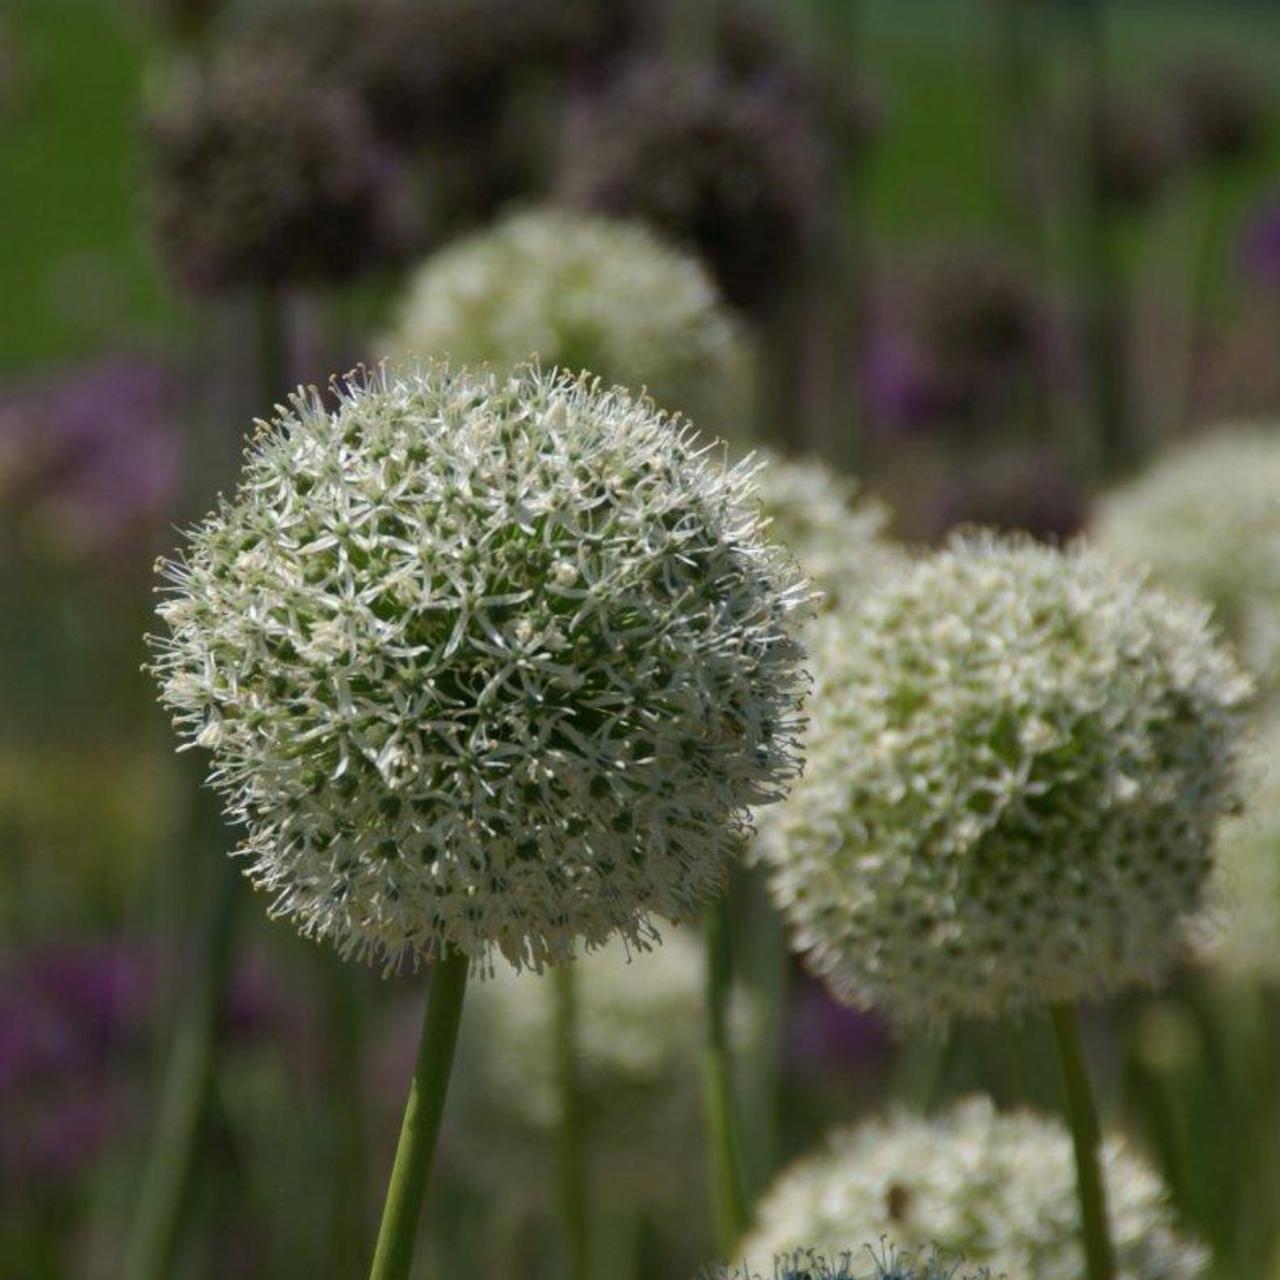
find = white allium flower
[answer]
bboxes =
[151,365,810,970]
[754,450,904,611]
[381,209,748,432]
[1198,713,1280,982]
[740,1097,1208,1280]
[707,1247,991,1280]
[760,533,1250,1024]
[1093,427,1280,687]
[450,929,760,1202]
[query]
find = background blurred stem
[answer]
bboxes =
[121,857,238,1280]
[1077,0,1130,476]
[323,959,372,1275]
[368,949,469,1280]
[703,897,748,1255]
[1050,1001,1116,1280]
[553,962,591,1280]
[123,284,289,1280]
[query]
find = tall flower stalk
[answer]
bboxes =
[149,364,811,1277]
[368,951,469,1280]
[703,897,749,1253]
[1051,1002,1116,1280]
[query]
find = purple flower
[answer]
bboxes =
[1243,198,1280,292]
[0,355,180,563]
[784,972,891,1082]
[0,940,151,1190]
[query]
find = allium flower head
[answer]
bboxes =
[231,0,613,148]
[556,62,824,312]
[1198,713,1280,982]
[753,451,902,612]
[146,56,415,293]
[1093,427,1280,688]
[707,1246,989,1280]
[759,533,1250,1024]
[740,1097,1208,1280]
[151,365,810,970]
[1091,93,1184,212]
[451,929,760,1200]
[1169,54,1270,168]
[382,209,747,432]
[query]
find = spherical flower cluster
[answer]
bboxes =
[450,929,760,1201]
[1091,92,1184,212]
[151,365,811,971]
[759,533,1250,1025]
[146,57,415,293]
[1169,54,1270,168]
[556,62,824,312]
[740,1097,1209,1280]
[382,210,747,432]
[1198,713,1280,982]
[753,451,902,612]
[229,0,614,149]
[707,1246,989,1280]
[1093,427,1280,688]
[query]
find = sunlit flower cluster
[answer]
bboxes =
[753,451,903,612]
[151,365,811,971]
[451,930,760,1201]
[760,533,1250,1024]
[1198,713,1280,982]
[383,210,747,431]
[740,1097,1208,1280]
[1093,427,1280,687]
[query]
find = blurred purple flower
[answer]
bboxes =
[0,942,150,1096]
[0,941,151,1187]
[784,972,891,1082]
[0,356,181,563]
[1243,199,1280,292]
[863,330,962,431]
[927,449,1086,544]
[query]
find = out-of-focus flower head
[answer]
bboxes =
[740,1097,1209,1280]
[556,62,825,312]
[381,208,748,433]
[1091,92,1184,212]
[451,930,761,1203]
[0,356,180,565]
[146,54,417,294]
[0,942,150,1185]
[706,1245,991,1280]
[759,533,1250,1026]
[151,365,811,972]
[1169,53,1270,169]
[862,332,962,433]
[913,245,1042,382]
[1093,426,1280,689]
[1241,196,1280,292]
[927,449,1086,544]
[783,972,892,1088]
[228,0,616,149]
[753,450,903,611]
[137,0,224,46]
[1196,713,1280,983]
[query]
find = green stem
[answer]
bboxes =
[553,963,591,1280]
[368,949,470,1280]
[703,898,749,1255]
[324,960,372,1274]
[122,858,238,1280]
[1050,1002,1116,1280]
